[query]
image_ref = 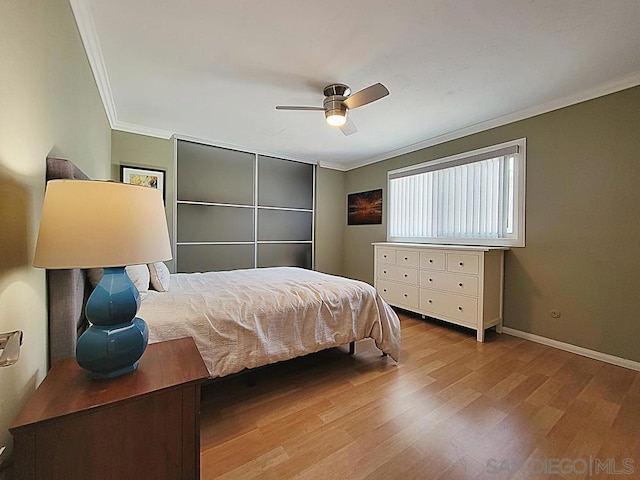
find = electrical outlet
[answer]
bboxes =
[549,309,562,319]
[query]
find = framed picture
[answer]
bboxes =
[120,166,165,201]
[347,188,383,225]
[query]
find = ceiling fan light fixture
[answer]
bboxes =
[326,110,347,127]
[276,82,388,135]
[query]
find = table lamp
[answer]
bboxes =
[33,180,172,378]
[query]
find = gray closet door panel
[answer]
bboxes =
[257,244,312,269]
[257,209,312,242]
[258,155,314,209]
[178,204,254,242]
[177,141,315,272]
[177,244,254,273]
[177,141,254,205]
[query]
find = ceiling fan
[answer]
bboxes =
[275,83,389,136]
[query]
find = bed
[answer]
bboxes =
[45,158,401,377]
[140,266,400,378]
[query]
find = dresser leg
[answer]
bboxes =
[349,341,355,355]
[476,329,485,342]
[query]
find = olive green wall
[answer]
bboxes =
[111,131,175,271]
[344,85,640,363]
[0,0,111,463]
[315,167,345,276]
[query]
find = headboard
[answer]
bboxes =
[45,157,91,367]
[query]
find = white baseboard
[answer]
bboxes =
[502,327,640,372]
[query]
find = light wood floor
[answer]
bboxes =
[199,311,640,479]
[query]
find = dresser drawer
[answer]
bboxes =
[447,253,479,275]
[420,289,478,325]
[420,251,446,270]
[377,248,396,264]
[419,270,479,296]
[378,264,418,285]
[377,279,419,309]
[395,250,419,267]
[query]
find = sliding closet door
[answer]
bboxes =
[176,141,315,273]
[176,141,255,273]
[257,155,314,269]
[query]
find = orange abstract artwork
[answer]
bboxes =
[348,189,382,225]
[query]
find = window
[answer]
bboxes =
[387,139,525,247]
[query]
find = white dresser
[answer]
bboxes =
[373,242,507,341]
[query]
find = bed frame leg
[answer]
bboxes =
[347,341,386,357]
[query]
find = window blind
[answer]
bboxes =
[388,141,525,246]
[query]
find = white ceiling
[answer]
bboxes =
[71,0,640,170]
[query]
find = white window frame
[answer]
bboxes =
[387,138,526,247]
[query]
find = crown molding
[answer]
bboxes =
[344,72,640,171]
[317,161,347,171]
[69,0,117,128]
[112,121,174,140]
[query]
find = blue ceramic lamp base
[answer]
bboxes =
[76,267,149,379]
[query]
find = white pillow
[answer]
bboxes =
[148,261,170,292]
[87,264,150,294]
[126,264,151,294]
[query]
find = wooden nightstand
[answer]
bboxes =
[10,337,209,480]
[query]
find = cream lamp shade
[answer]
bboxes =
[34,180,172,268]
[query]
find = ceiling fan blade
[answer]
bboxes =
[340,117,357,136]
[275,106,324,111]
[343,83,389,110]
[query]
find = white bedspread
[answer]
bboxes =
[138,267,400,378]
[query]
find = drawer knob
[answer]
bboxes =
[404,257,408,261]
[428,278,433,282]
[459,262,464,266]
[403,274,408,278]
[429,259,433,263]
[383,289,387,292]
[458,306,463,311]
[458,283,463,287]
[403,293,408,297]
[383,255,387,258]
[383,270,387,274]
[428,299,432,304]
